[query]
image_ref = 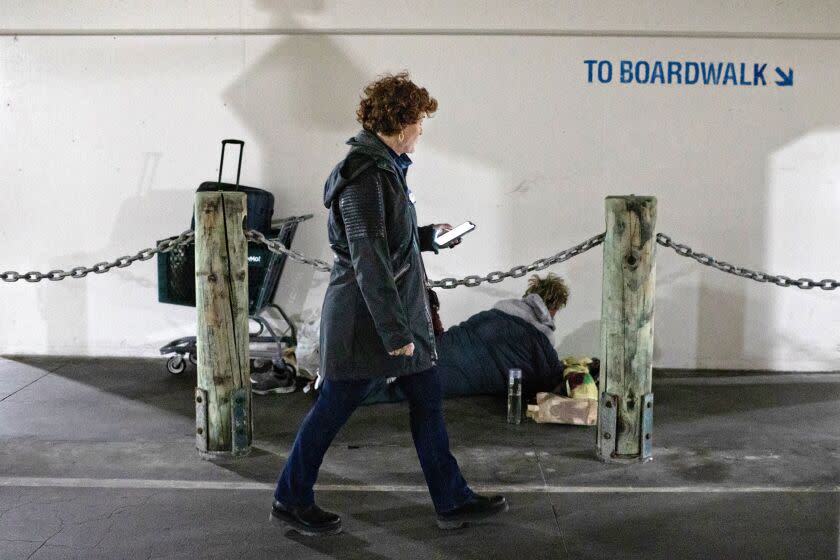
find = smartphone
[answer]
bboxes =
[435,221,476,247]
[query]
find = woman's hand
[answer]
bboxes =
[434,223,462,248]
[388,342,415,357]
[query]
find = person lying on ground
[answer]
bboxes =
[361,273,585,405]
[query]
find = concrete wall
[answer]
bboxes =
[2,2,839,370]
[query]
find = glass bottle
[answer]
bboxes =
[507,368,523,424]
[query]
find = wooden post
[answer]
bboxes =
[194,191,251,458]
[597,196,657,463]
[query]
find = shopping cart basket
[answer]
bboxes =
[157,139,313,375]
[157,214,313,374]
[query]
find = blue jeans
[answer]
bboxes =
[274,367,474,513]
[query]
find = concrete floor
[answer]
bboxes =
[0,356,838,559]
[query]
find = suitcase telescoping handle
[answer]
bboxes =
[218,139,244,188]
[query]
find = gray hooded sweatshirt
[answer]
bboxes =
[492,294,556,342]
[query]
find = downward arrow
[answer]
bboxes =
[775,67,794,87]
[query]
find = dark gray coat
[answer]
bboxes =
[319,130,439,381]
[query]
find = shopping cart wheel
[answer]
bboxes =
[188,353,197,366]
[167,356,187,375]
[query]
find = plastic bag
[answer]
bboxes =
[294,308,321,380]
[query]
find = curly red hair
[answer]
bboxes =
[356,72,438,135]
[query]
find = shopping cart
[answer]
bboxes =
[157,214,313,375]
[157,139,313,375]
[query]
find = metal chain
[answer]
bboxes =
[248,228,606,289]
[245,229,333,272]
[1,230,195,283]
[271,214,314,228]
[656,233,840,291]
[22,227,830,292]
[429,232,606,289]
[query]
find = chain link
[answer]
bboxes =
[428,232,606,289]
[245,229,334,272]
[657,233,840,291]
[246,228,606,289]
[1,230,195,283]
[16,227,832,292]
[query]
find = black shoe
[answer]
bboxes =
[269,500,342,536]
[436,494,509,530]
[251,369,296,395]
[248,369,273,385]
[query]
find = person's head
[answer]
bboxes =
[524,273,569,319]
[356,72,438,154]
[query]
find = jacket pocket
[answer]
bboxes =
[393,261,411,282]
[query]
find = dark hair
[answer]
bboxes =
[525,273,569,311]
[356,72,438,135]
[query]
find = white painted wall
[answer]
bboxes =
[2,2,839,370]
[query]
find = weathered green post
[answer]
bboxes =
[194,191,251,458]
[597,196,657,463]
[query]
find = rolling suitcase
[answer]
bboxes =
[192,139,274,234]
[159,139,275,308]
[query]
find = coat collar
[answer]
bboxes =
[346,129,403,173]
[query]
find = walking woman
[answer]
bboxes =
[271,73,508,536]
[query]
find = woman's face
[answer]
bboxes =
[399,117,425,154]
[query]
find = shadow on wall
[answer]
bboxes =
[688,127,840,371]
[220,1,562,322]
[765,129,840,370]
[696,283,746,369]
[557,319,599,360]
[41,152,196,353]
[222,0,364,320]
[110,151,195,282]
